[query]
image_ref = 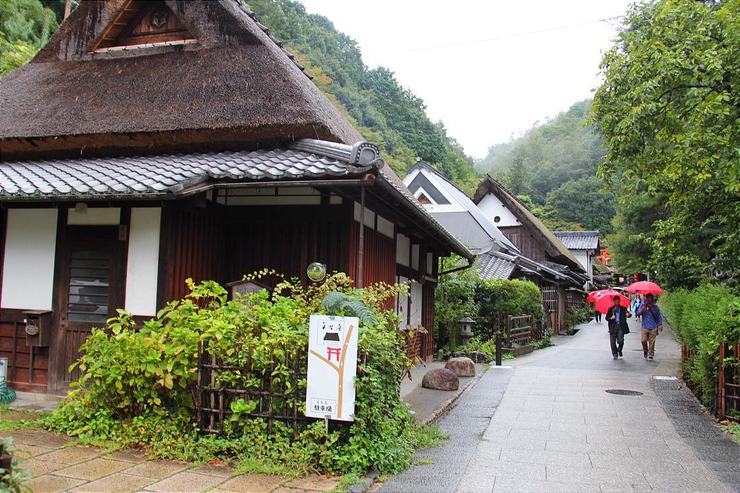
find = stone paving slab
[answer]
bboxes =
[378,367,513,493]
[3,438,342,493]
[380,318,738,493]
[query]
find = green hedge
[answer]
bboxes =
[662,284,740,409]
[475,278,544,333]
[44,274,435,475]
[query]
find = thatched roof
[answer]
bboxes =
[0,0,362,160]
[473,176,585,273]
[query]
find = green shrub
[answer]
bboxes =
[565,304,592,329]
[435,257,480,347]
[475,279,543,333]
[662,284,740,409]
[44,274,432,475]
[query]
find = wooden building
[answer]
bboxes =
[473,177,588,334]
[554,231,601,287]
[0,0,471,393]
[403,163,587,334]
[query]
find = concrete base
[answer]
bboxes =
[9,391,62,412]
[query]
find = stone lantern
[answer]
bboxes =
[459,316,475,345]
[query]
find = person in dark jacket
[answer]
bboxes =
[606,296,631,359]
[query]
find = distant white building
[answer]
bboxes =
[553,231,600,284]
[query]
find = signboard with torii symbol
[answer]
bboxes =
[305,315,358,421]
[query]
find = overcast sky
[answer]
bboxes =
[300,0,633,158]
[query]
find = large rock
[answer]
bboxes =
[445,357,476,377]
[422,368,459,391]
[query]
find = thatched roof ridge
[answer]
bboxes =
[473,175,584,272]
[0,0,362,160]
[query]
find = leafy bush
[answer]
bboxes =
[565,304,593,329]
[434,257,480,347]
[436,262,546,349]
[475,278,544,333]
[44,274,431,475]
[0,437,28,493]
[454,336,497,361]
[662,284,740,409]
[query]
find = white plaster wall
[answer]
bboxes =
[376,215,394,239]
[573,251,589,272]
[477,194,521,227]
[396,275,408,329]
[409,281,422,328]
[396,233,410,267]
[1,209,58,310]
[125,208,161,316]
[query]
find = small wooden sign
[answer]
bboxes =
[305,315,358,422]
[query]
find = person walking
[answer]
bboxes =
[637,293,663,360]
[593,303,602,323]
[606,296,631,359]
[631,295,642,320]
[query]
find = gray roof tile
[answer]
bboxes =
[554,231,600,250]
[0,148,362,200]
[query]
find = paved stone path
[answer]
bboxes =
[6,429,338,493]
[382,318,740,493]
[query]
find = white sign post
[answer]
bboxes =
[306,315,358,422]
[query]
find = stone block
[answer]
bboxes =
[145,471,225,492]
[445,357,476,377]
[218,473,286,493]
[421,368,459,391]
[55,458,131,481]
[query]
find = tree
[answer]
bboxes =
[592,0,739,288]
[545,177,616,234]
[0,0,57,75]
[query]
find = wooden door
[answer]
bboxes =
[58,226,124,385]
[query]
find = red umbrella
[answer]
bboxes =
[594,290,630,314]
[586,290,609,303]
[626,281,663,295]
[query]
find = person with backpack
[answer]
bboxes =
[606,295,631,360]
[637,293,663,360]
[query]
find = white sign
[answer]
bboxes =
[306,315,359,421]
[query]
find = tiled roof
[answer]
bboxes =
[554,231,600,250]
[477,251,517,280]
[0,148,365,200]
[473,176,585,273]
[0,138,473,260]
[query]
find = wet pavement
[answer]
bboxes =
[380,318,740,493]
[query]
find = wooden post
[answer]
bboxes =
[495,330,502,367]
[718,343,726,418]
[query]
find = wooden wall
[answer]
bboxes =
[158,207,226,304]
[0,309,49,391]
[158,203,354,306]
[348,222,396,288]
[500,225,547,262]
[223,205,351,287]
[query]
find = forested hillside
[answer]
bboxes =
[0,0,480,191]
[476,100,615,234]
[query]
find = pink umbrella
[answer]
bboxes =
[586,290,605,303]
[594,290,630,314]
[626,281,663,295]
